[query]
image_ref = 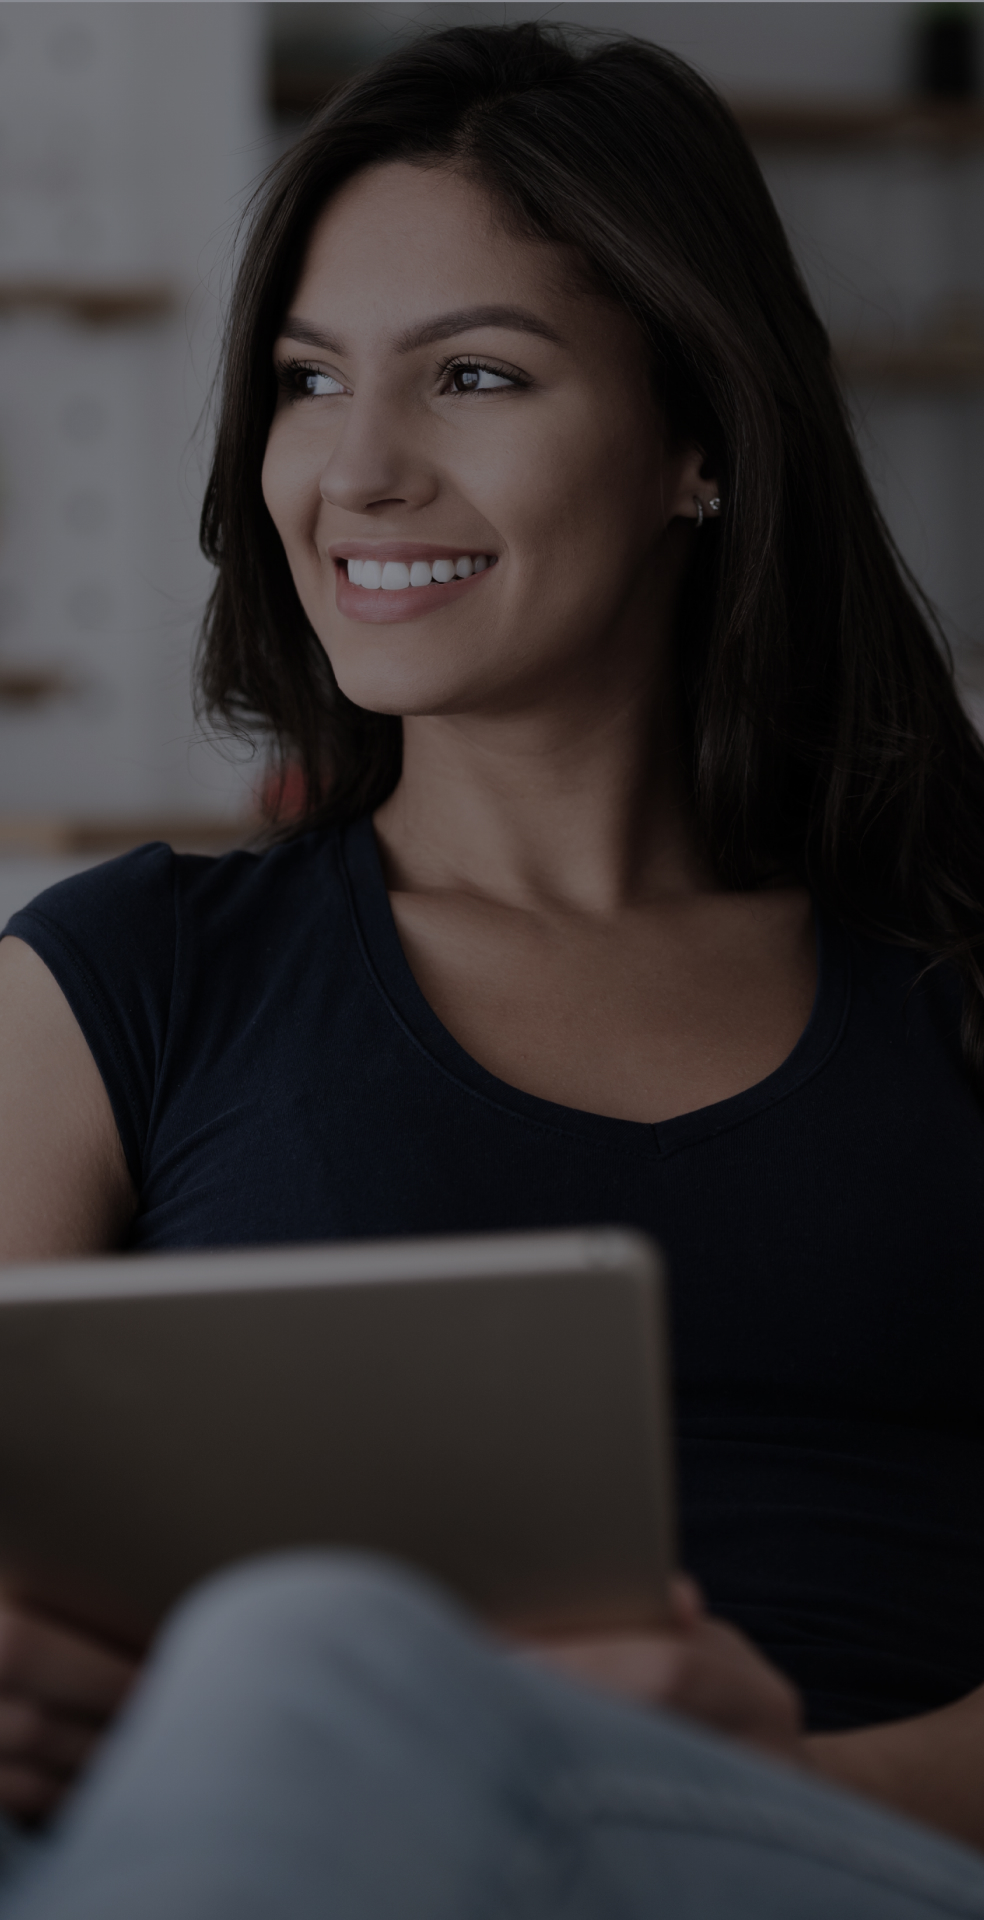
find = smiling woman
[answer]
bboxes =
[1,21,984,1920]
[259,161,706,755]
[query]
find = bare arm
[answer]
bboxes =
[0,935,139,1815]
[807,1689,984,1851]
[0,935,136,1263]
[536,1585,984,1852]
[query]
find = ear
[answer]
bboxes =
[668,443,723,526]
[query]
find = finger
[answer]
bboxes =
[644,1618,803,1752]
[666,1574,705,1629]
[0,1762,66,1821]
[526,1633,688,1705]
[0,1606,136,1717]
[0,1696,99,1775]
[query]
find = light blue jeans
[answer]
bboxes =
[0,1554,983,1919]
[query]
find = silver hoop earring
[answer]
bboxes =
[709,496,721,513]
[694,496,704,529]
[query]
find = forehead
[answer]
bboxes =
[288,161,588,337]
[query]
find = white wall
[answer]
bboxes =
[0,2,267,822]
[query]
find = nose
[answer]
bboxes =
[318,396,437,518]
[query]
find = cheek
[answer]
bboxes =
[261,420,322,553]
[471,401,662,568]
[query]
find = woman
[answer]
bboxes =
[0,22,982,1915]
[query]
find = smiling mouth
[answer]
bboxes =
[342,554,496,591]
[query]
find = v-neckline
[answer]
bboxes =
[339,815,851,1158]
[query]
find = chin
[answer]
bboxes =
[320,616,544,720]
[327,652,486,720]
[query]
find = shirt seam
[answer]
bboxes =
[140,846,181,1166]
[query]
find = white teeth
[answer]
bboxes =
[344,555,493,589]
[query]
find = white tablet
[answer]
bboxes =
[0,1227,675,1645]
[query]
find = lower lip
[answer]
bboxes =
[334,562,496,624]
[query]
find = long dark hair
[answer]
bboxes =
[199,21,984,1085]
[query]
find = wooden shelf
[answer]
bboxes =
[267,72,984,148]
[0,814,257,857]
[834,301,984,389]
[836,341,984,388]
[733,98,984,151]
[0,283,176,326]
[0,668,71,706]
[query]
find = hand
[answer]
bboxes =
[0,1594,138,1820]
[525,1575,805,1765]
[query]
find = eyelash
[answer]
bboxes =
[275,358,341,399]
[437,355,528,395]
[273,354,529,400]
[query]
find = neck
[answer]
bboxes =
[374,659,709,916]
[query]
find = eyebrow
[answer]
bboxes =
[278,305,564,357]
[397,305,564,352]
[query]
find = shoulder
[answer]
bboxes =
[841,916,961,1007]
[162,827,352,968]
[4,826,359,1041]
[4,841,181,1015]
[837,916,970,1083]
[5,826,349,966]
[0,827,351,1187]
[8,838,177,936]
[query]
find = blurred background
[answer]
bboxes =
[0,0,982,917]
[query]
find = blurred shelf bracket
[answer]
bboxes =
[733,98,984,151]
[834,296,984,390]
[0,814,259,857]
[0,666,75,707]
[0,283,178,326]
[268,66,984,151]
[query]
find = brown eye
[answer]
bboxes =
[276,362,345,399]
[447,364,515,394]
[301,369,345,397]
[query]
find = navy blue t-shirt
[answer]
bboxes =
[6,816,984,1733]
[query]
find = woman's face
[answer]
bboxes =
[263,162,707,719]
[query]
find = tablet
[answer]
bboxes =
[0,1227,675,1645]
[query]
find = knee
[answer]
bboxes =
[153,1551,463,1689]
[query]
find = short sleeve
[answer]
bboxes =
[3,843,178,1186]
